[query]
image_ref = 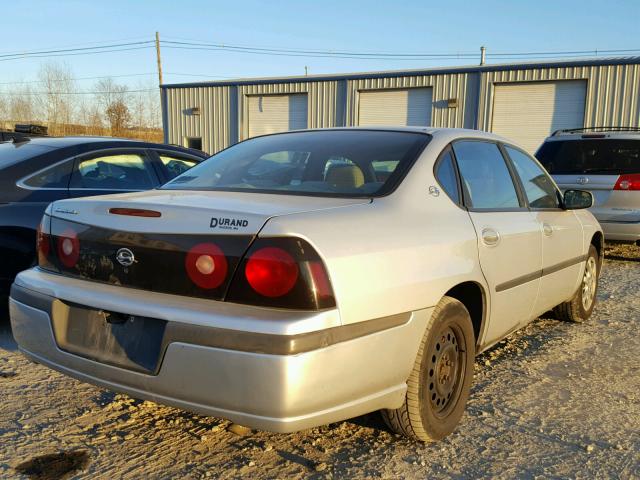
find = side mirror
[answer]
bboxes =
[563,189,593,210]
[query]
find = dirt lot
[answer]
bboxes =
[0,244,639,479]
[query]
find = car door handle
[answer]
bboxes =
[481,228,500,246]
[543,223,553,236]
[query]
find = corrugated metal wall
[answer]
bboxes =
[164,85,233,154]
[163,61,640,154]
[345,73,473,128]
[478,63,640,131]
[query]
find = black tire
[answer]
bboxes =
[553,245,600,323]
[381,296,475,442]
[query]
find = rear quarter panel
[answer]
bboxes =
[259,137,488,326]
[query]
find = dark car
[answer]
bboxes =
[0,136,207,296]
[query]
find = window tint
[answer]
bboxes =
[71,153,156,190]
[536,139,640,174]
[163,130,430,197]
[453,141,520,209]
[159,154,198,180]
[23,160,73,188]
[506,146,560,209]
[435,149,459,203]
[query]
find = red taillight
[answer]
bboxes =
[56,228,80,268]
[226,237,336,310]
[245,247,299,297]
[185,242,228,289]
[614,174,640,191]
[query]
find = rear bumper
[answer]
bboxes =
[598,220,640,242]
[9,269,430,432]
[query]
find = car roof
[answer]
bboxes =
[261,126,510,142]
[9,136,142,148]
[1,136,208,156]
[544,128,640,142]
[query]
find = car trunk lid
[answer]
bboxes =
[44,190,369,300]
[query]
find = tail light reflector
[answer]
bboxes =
[36,215,53,268]
[245,247,299,297]
[614,174,640,191]
[185,242,228,289]
[56,228,80,268]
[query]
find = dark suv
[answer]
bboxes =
[0,136,207,295]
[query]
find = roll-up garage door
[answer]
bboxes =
[491,80,586,153]
[247,94,308,138]
[358,88,432,127]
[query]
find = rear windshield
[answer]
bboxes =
[162,130,430,197]
[536,139,640,175]
[0,142,55,169]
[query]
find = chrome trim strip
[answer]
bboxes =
[495,254,587,293]
[10,283,410,356]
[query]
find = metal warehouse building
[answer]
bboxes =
[161,56,640,154]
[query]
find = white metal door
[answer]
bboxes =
[247,94,308,138]
[358,88,432,127]
[491,81,587,153]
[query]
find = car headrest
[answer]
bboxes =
[325,164,365,189]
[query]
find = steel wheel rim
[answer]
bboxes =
[427,325,466,418]
[581,256,597,311]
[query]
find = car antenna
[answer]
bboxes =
[12,136,30,144]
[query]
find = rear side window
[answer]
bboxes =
[23,160,73,188]
[158,154,198,180]
[453,141,520,209]
[435,148,460,203]
[536,139,640,174]
[506,146,560,209]
[71,153,156,190]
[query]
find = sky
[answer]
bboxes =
[0,0,639,91]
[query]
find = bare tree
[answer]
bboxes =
[94,77,131,136]
[106,100,131,136]
[37,62,76,135]
[8,86,36,123]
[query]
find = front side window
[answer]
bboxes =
[163,130,430,197]
[71,153,156,190]
[506,146,560,209]
[23,159,73,188]
[453,141,520,209]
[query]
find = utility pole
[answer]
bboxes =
[304,66,308,76]
[155,31,163,86]
[480,46,486,66]
[155,31,165,143]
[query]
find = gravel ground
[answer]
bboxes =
[0,244,639,479]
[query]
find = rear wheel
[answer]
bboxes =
[381,296,475,442]
[553,245,600,323]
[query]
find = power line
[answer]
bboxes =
[1,88,157,96]
[0,36,152,56]
[0,44,154,62]
[0,40,154,59]
[0,72,158,86]
[160,39,640,61]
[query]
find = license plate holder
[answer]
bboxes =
[51,301,168,374]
